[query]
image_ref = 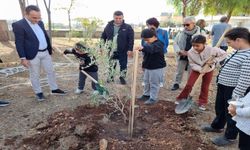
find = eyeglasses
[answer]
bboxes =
[183,24,190,27]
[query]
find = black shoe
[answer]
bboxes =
[171,84,179,91]
[51,89,66,95]
[144,98,157,105]
[0,100,10,107]
[36,93,45,102]
[137,95,150,101]
[212,136,236,146]
[119,77,126,85]
[201,125,223,133]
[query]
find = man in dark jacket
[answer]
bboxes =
[101,10,134,85]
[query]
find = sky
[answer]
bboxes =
[0,0,174,24]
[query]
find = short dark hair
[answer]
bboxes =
[225,27,250,43]
[146,17,160,28]
[25,5,40,14]
[191,35,206,44]
[220,16,228,23]
[113,11,123,16]
[141,28,156,38]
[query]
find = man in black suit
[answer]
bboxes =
[12,5,65,101]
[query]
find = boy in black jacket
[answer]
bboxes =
[135,29,166,105]
[64,43,98,94]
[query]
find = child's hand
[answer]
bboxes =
[228,104,237,116]
[206,59,215,65]
[63,49,72,55]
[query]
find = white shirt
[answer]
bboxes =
[25,18,48,50]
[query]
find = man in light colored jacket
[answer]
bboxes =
[171,16,200,91]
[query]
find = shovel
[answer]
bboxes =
[54,47,109,95]
[175,28,230,114]
[175,61,213,114]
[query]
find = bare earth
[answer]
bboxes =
[0,39,238,149]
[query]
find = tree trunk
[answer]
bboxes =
[43,0,52,44]
[18,0,26,18]
[68,10,72,41]
[0,20,10,41]
[226,9,233,22]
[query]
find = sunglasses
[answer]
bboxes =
[183,24,190,27]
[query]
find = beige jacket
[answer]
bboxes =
[188,46,227,73]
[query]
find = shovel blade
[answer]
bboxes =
[175,98,193,114]
[95,84,109,95]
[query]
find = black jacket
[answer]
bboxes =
[101,20,134,56]
[71,50,98,72]
[142,40,166,69]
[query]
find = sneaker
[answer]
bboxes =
[0,100,10,107]
[92,90,99,95]
[159,82,164,88]
[201,125,223,133]
[212,136,236,146]
[171,84,179,91]
[198,105,206,111]
[174,101,180,105]
[137,95,150,101]
[51,89,66,95]
[74,89,83,94]
[144,98,157,105]
[36,93,45,102]
[119,77,126,85]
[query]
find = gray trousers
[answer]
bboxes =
[78,71,98,90]
[143,68,164,100]
[174,59,190,85]
[29,51,58,94]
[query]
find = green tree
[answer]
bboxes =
[203,0,250,21]
[75,17,103,40]
[166,0,203,18]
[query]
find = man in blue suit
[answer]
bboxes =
[12,5,65,101]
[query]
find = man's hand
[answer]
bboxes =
[127,50,133,58]
[179,50,188,56]
[21,59,30,68]
[228,104,237,116]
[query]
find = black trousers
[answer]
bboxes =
[239,130,250,150]
[211,84,250,139]
[211,84,238,139]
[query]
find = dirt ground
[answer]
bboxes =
[0,39,238,150]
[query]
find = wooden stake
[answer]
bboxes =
[128,50,139,137]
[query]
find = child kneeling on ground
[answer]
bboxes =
[64,42,98,94]
[176,35,227,110]
[135,28,166,105]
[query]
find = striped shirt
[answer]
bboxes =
[218,48,250,98]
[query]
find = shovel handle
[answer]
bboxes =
[54,47,98,84]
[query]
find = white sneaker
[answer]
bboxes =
[92,90,99,95]
[159,82,164,87]
[74,89,83,94]
[175,101,180,105]
[199,105,206,111]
